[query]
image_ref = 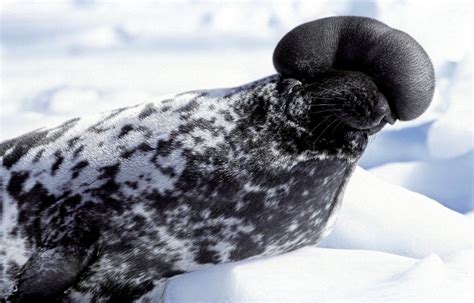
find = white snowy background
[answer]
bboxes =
[0,0,472,301]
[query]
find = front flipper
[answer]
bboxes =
[8,245,96,302]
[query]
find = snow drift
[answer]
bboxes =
[162,167,473,302]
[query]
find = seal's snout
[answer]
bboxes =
[273,16,435,122]
[341,92,393,135]
[298,71,393,137]
[374,93,396,126]
[342,91,395,132]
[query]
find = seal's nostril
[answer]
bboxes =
[383,112,396,125]
[376,93,396,125]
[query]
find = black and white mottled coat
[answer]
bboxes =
[1,75,368,302]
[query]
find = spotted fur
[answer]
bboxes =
[1,74,370,302]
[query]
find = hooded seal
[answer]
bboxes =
[0,16,434,302]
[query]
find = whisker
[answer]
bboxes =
[369,133,378,145]
[310,115,334,132]
[313,118,340,143]
[310,109,345,115]
[310,103,349,107]
[329,119,344,136]
[332,112,351,119]
[312,86,345,97]
[303,115,334,144]
[313,96,347,101]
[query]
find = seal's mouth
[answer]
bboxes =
[306,97,394,139]
[344,118,390,136]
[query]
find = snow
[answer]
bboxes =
[319,167,473,258]
[1,0,473,302]
[427,55,474,160]
[162,167,473,302]
[370,152,474,214]
[164,248,473,302]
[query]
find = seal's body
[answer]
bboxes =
[1,75,364,301]
[0,16,434,302]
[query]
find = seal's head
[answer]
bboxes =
[272,16,435,158]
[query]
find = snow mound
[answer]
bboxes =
[320,167,473,257]
[369,152,474,213]
[159,167,473,302]
[427,55,474,160]
[163,248,472,302]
